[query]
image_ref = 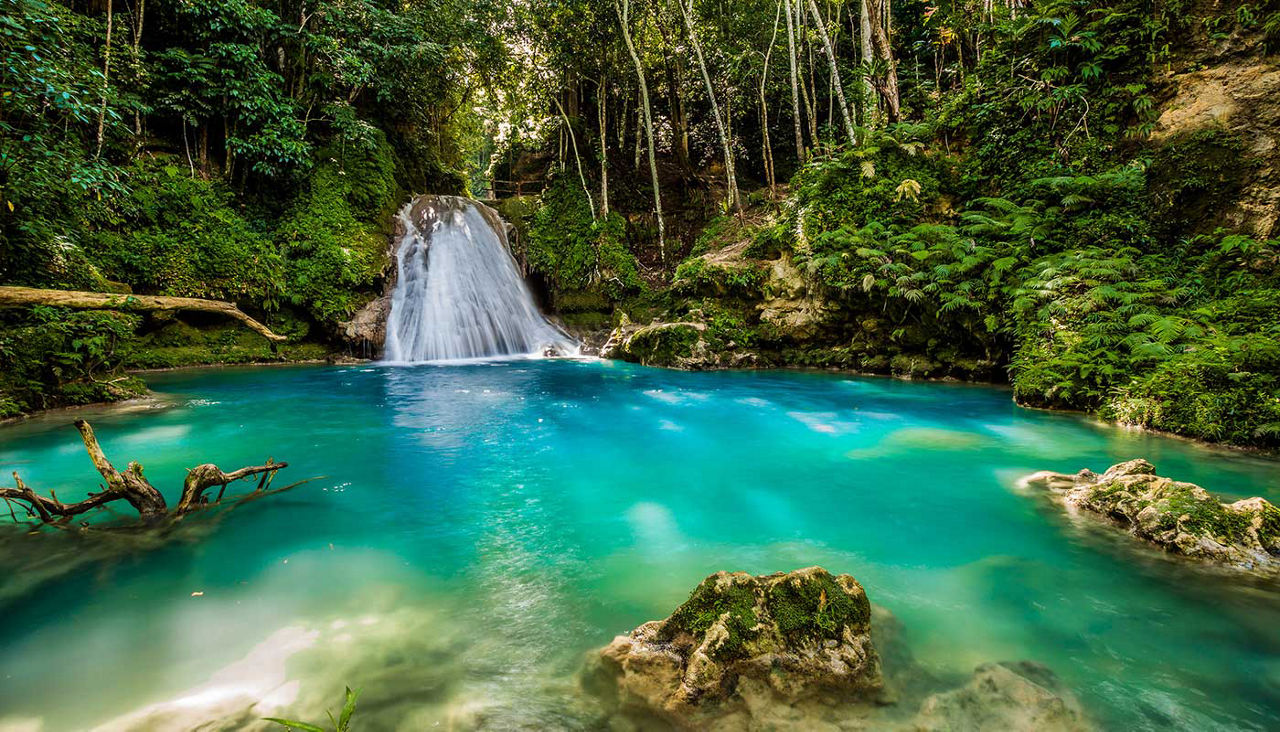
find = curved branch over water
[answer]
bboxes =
[0,286,287,342]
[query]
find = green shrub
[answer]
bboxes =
[527,177,643,303]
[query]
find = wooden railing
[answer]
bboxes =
[487,179,547,198]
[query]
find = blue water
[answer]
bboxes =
[0,361,1277,730]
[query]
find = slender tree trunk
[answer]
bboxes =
[794,0,818,145]
[616,0,666,262]
[655,4,692,172]
[618,84,629,150]
[131,0,145,139]
[94,0,115,158]
[677,0,739,209]
[761,0,783,191]
[803,0,818,141]
[827,1,839,135]
[859,0,876,127]
[864,0,901,122]
[551,93,596,219]
[200,124,209,177]
[598,74,609,217]
[634,106,643,170]
[784,0,806,164]
[806,0,857,147]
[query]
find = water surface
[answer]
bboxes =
[0,361,1277,730]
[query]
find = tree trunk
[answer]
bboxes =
[865,0,901,122]
[94,0,115,158]
[677,0,739,210]
[655,3,692,172]
[0,287,287,341]
[859,0,876,127]
[598,74,610,217]
[805,0,857,147]
[551,92,596,220]
[761,0,783,191]
[784,0,806,164]
[616,0,666,262]
[794,0,818,145]
[132,0,145,139]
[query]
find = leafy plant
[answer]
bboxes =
[264,686,360,732]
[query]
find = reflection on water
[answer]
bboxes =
[0,360,1277,730]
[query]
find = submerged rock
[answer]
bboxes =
[1023,459,1280,576]
[914,661,1090,732]
[585,567,881,728]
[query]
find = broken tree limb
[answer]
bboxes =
[74,419,168,518]
[0,420,291,527]
[175,458,288,515]
[0,286,287,342]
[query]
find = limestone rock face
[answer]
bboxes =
[1023,459,1280,575]
[914,662,1090,732]
[340,293,391,353]
[585,567,881,729]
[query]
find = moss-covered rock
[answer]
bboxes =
[1023,460,1280,577]
[585,567,881,728]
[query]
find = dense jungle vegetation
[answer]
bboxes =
[2,0,1279,447]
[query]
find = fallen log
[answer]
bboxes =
[0,286,287,342]
[0,420,290,527]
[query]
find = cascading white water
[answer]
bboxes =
[383,196,577,363]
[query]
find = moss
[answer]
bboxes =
[1156,484,1253,544]
[625,324,700,366]
[555,290,612,314]
[1146,128,1251,241]
[766,572,869,646]
[673,258,766,299]
[661,576,760,662]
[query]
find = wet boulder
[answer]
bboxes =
[584,567,881,729]
[1023,459,1280,576]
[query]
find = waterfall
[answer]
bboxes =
[383,196,577,363]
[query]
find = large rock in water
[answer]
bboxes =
[585,567,881,729]
[1023,459,1280,576]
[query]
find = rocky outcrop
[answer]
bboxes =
[1154,62,1280,238]
[339,293,391,354]
[601,317,757,370]
[585,567,881,728]
[1023,460,1280,576]
[585,567,1093,730]
[914,661,1090,732]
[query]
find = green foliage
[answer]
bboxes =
[0,307,144,413]
[265,686,360,732]
[276,137,400,324]
[673,258,765,298]
[85,160,282,303]
[527,177,643,303]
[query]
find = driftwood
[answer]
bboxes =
[0,420,292,527]
[0,286,287,342]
